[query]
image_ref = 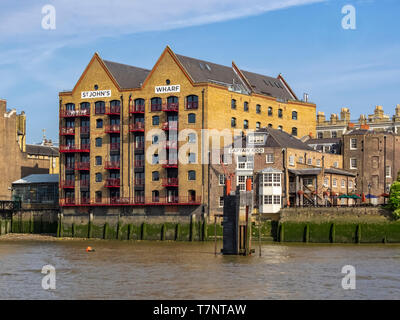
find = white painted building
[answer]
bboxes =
[258,167,283,214]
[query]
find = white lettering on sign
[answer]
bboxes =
[228,148,264,154]
[81,90,112,99]
[155,85,180,94]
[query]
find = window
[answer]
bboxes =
[152,190,160,202]
[238,175,253,191]
[386,166,391,178]
[304,178,313,186]
[331,131,337,138]
[333,161,338,168]
[243,120,249,129]
[188,153,196,164]
[188,133,196,143]
[350,158,357,169]
[333,179,337,187]
[95,191,102,203]
[289,155,294,166]
[152,135,159,145]
[95,137,102,147]
[256,104,261,114]
[95,156,102,166]
[268,123,273,128]
[237,155,254,170]
[262,173,281,187]
[341,180,346,188]
[349,181,353,189]
[81,102,90,112]
[219,174,225,185]
[134,98,145,111]
[350,138,357,150]
[186,95,198,109]
[266,153,274,163]
[152,171,159,181]
[231,117,236,128]
[298,156,303,164]
[323,178,328,187]
[95,173,102,182]
[188,170,196,180]
[96,119,103,128]
[307,158,312,165]
[264,195,272,205]
[95,101,105,114]
[268,107,272,116]
[219,197,224,208]
[66,103,75,111]
[278,125,283,131]
[231,99,236,109]
[188,113,196,124]
[244,101,249,112]
[273,195,281,205]
[317,132,323,139]
[152,154,159,164]
[292,127,298,136]
[278,109,283,118]
[152,116,159,126]
[256,122,261,129]
[151,97,162,111]
[292,111,298,120]
[316,159,321,167]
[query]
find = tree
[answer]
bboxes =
[389,171,400,220]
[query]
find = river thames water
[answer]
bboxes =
[0,238,399,299]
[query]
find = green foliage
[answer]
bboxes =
[389,181,400,220]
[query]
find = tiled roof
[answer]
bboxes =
[103,60,150,89]
[25,144,59,157]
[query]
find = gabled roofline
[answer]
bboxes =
[277,73,298,100]
[141,45,195,89]
[231,61,253,93]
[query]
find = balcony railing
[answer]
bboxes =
[60,196,202,206]
[80,197,90,205]
[129,122,145,132]
[61,180,75,188]
[162,102,179,112]
[105,124,121,133]
[162,177,179,187]
[105,178,120,188]
[60,144,90,153]
[65,163,75,171]
[60,127,75,135]
[186,101,198,110]
[105,160,120,170]
[80,180,90,188]
[134,159,144,167]
[75,162,90,170]
[151,103,162,112]
[60,109,90,118]
[162,121,178,131]
[135,178,145,186]
[162,140,178,149]
[161,161,178,168]
[110,142,120,151]
[129,104,145,113]
[105,105,121,115]
[80,126,90,134]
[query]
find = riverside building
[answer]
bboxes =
[58,46,317,217]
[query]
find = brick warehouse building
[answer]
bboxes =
[58,46,317,217]
[0,99,59,200]
[209,128,356,219]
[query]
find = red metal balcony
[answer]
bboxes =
[162,177,179,187]
[110,197,131,205]
[80,126,90,134]
[60,109,90,118]
[161,160,178,168]
[105,160,120,170]
[60,127,75,135]
[75,162,90,170]
[151,104,162,112]
[135,178,145,186]
[59,144,90,153]
[110,142,120,151]
[65,163,75,170]
[61,180,75,189]
[186,101,198,110]
[134,141,144,151]
[134,159,144,167]
[60,196,202,206]
[129,104,145,113]
[105,178,120,188]
[129,122,145,132]
[162,102,179,112]
[105,105,121,115]
[162,140,178,149]
[162,121,178,131]
[80,180,90,188]
[59,198,75,206]
[105,124,121,133]
[80,197,90,205]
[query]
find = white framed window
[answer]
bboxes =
[237,155,254,170]
[273,195,281,205]
[316,159,321,167]
[263,195,272,204]
[323,178,328,187]
[304,178,313,186]
[307,158,312,165]
[386,166,391,178]
[219,197,224,208]
[331,131,337,138]
[350,138,357,150]
[333,179,337,187]
[219,174,225,185]
[349,180,353,189]
[341,179,345,188]
[350,158,357,169]
[266,153,274,163]
[298,156,303,164]
[237,175,253,191]
[289,155,295,166]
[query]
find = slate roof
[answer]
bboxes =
[325,168,356,177]
[103,60,150,89]
[25,144,59,157]
[307,138,342,145]
[12,174,59,184]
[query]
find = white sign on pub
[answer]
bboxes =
[81,90,112,99]
[155,85,180,94]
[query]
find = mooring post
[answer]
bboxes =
[214,215,217,255]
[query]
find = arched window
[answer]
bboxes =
[188,170,196,180]
[66,103,75,111]
[231,117,237,128]
[256,104,261,114]
[186,95,198,109]
[188,113,196,123]
[167,96,178,105]
[292,111,298,120]
[96,119,103,128]
[151,97,162,111]
[292,127,298,136]
[278,125,283,131]
[133,98,145,112]
[268,107,273,116]
[256,122,261,129]
[109,100,120,114]
[152,116,159,126]
[244,119,249,129]
[95,101,105,114]
[80,102,90,111]
[268,123,273,128]
[152,171,159,181]
[231,99,236,109]
[244,101,249,112]
[188,190,196,202]
[278,108,283,118]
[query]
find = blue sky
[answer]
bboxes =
[0,0,399,144]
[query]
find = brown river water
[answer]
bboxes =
[0,237,399,299]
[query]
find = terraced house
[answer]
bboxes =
[58,46,316,217]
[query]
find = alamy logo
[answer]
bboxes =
[341,5,356,30]
[341,265,356,290]
[41,5,56,30]
[41,265,56,290]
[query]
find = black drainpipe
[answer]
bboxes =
[120,95,124,196]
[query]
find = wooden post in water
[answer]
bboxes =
[214,215,217,255]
